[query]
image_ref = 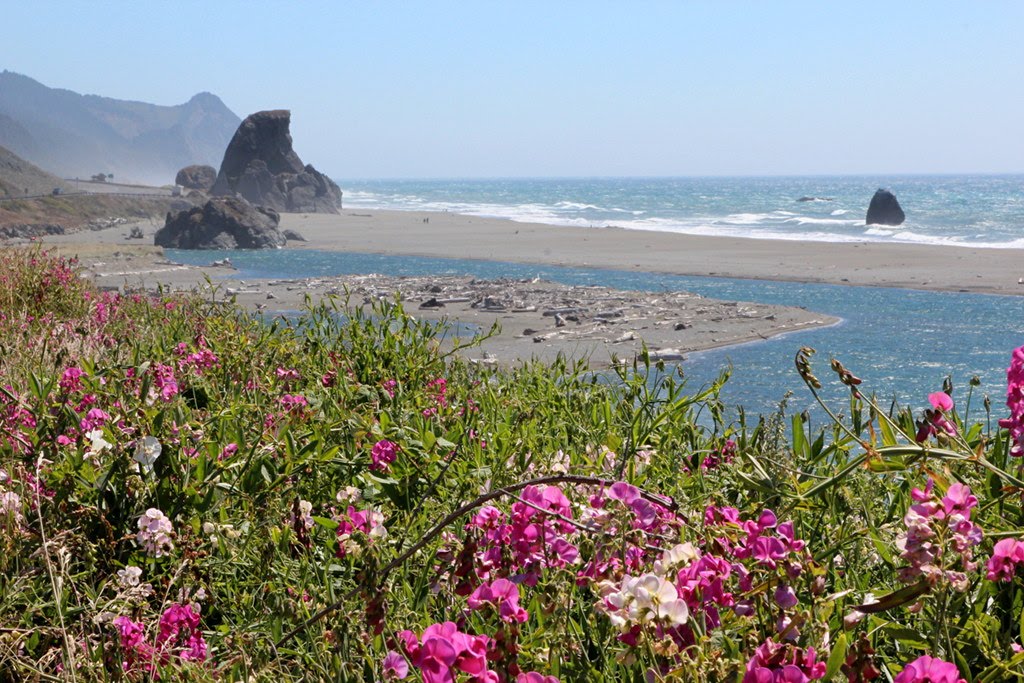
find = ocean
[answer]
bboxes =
[168,175,1024,421]
[340,175,1024,249]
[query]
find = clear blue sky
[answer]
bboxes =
[4,1,1022,178]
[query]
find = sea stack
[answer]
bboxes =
[865,188,905,226]
[155,196,285,249]
[211,110,342,214]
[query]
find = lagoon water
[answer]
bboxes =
[171,175,1024,421]
[167,248,1023,423]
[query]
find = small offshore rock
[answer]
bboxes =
[866,188,906,226]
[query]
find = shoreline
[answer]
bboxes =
[279,209,1024,297]
[21,204,1024,366]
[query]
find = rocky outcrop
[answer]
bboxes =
[866,189,905,226]
[211,110,342,213]
[154,196,284,249]
[175,164,217,192]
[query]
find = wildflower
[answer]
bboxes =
[59,366,87,393]
[137,508,174,557]
[280,393,309,415]
[986,538,1024,582]
[916,392,957,442]
[467,578,529,623]
[371,439,400,472]
[742,638,825,682]
[399,622,495,683]
[80,407,111,431]
[383,650,410,679]
[517,675,559,683]
[999,346,1024,457]
[276,366,301,382]
[218,443,238,460]
[133,436,161,474]
[336,506,387,557]
[157,603,207,662]
[293,499,314,531]
[896,480,981,589]
[337,486,362,503]
[117,565,143,588]
[0,490,23,526]
[893,655,965,683]
[85,429,113,461]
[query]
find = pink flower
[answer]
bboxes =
[371,439,400,472]
[893,655,965,683]
[742,638,825,682]
[987,538,1024,582]
[928,392,954,412]
[383,650,409,679]
[916,392,957,442]
[517,674,559,683]
[401,622,495,683]
[467,578,529,623]
[1000,346,1024,457]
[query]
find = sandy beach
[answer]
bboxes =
[27,207,1024,366]
[280,209,1024,296]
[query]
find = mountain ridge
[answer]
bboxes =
[0,70,240,185]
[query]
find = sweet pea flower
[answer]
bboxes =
[893,655,965,683]
[383,650,409,679]
[133,436,161,475]
[987,538,1024,582]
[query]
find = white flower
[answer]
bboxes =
[117,565,143,588]
[1,490,23,525]
[336,486,361,503]
[133,436,161,475]
[85,429,113,462]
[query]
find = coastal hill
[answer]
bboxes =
[0,144,189,238]
[0,70,240,185]
[0,143,70,198]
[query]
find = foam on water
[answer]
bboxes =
[339,175,1024,248]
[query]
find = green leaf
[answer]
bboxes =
[824,633,847,681]
[313,516,339,530]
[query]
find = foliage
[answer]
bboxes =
[1,248,1023,682]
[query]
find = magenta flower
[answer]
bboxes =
[383,650,410,679]
[742,638,825,682]
[999,346,1024,457]
[467,578,529,623]
[987,538,1024,582]
[371,439,400,472]
[916,392,957,442]
[517,674,559,683]
[893,655,965,683]
[400,622,495,683]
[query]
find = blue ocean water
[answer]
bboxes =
[170,175,1024,419]
[340,175,1024,248]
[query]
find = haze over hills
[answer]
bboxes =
[0,70,240,185]
[0,144,69,197]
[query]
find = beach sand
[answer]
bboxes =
[279,210,1024,296]
[27,208,1024,365]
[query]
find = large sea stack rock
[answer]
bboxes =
[154,196,284,249]
[175,164,217,192]
[210,110,342,213]
[865,189,906,226]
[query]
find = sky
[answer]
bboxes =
[3,1,1023,178]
